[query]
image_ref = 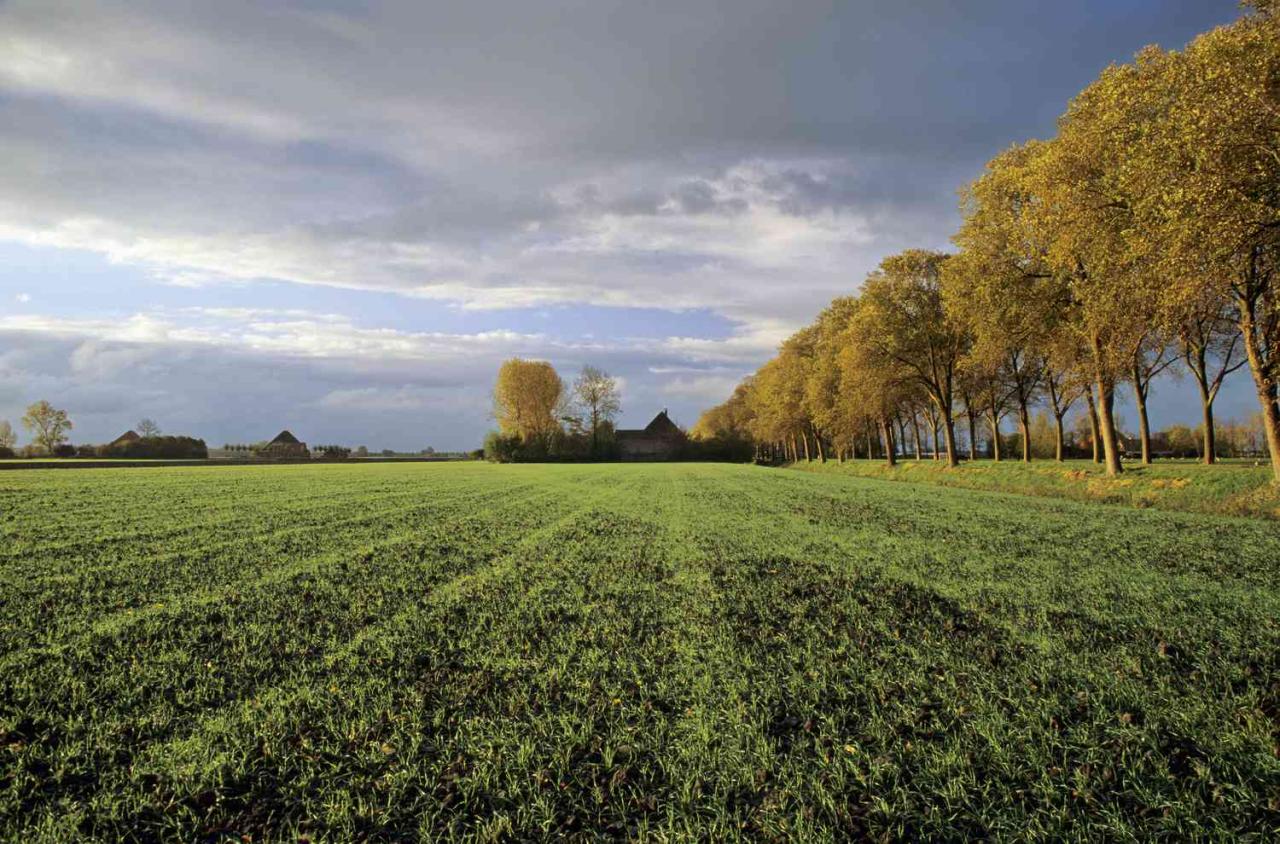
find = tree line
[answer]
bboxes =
[694,2,1280,481]
[0,402,207,459]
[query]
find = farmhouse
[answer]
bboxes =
[110,430,140,446]
[257,430,309,460]
[616,410,686,461]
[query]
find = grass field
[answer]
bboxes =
[2,462,1278,840]
[792,457,1280,521]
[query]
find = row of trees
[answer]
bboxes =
[0,404,208,459]
[487,359,623,461]
[695,2,1280,481]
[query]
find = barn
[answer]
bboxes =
[615,410,687,461]
[257,430,309,460]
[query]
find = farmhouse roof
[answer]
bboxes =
[111,430,140,445]
[643,410,682,436]
[269,430,302,445]
[618,410,684,439]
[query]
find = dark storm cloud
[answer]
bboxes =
[0,0,1239,439]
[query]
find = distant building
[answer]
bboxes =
[257,430,309,460]
[111,430,141,446]
[616,410,686,461]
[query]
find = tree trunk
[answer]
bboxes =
[967,410,978,461]
[880,418,896,467]
[941,409,959,468]
[1187,346,1218,465]
[988,411,1002,462]
[814,429,826,463]
[1239,299,1280,482]
[1201,394,1216,465]
[1053,413,1066,462]
[911,414,923,460]
[1132,367,1152,465]
[866,423,875,460]
[1018,399,1032,463]
[1084,389,1100,463]
[1090,342,1124,476]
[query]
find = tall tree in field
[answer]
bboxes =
[1128,333,1177,465]
[839,309,910,467]
[492,359,565,443]
[1130,6,1280,480]
[954,364,985,460]
[855,250,967,466]
[1022,56,1172,476]
[22,401,73,455]
[1042,333,1089,461]
[750,349,811,462]
[0,420,14,451]
[946,147,1072,464]
[1178,291,1246,463]
[137,418,161,438]
[692,378,758,455]
[804,298,859,462]
[974,362,1016,462]
[781,327,825,461]
[573,366,622,456]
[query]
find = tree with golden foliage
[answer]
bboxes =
[854,250,967,466]
[1128,6,1280,479]
[1017,54,1173,476]
[946,142,1070,462]
[492,359,565,443]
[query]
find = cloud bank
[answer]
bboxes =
[0,0,1236,447]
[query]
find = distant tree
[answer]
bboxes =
[355,446,369,457]
[1026,412,1060,460]
[137,418,161,438]
[0,420,15,450]
[573,366,622,456]
[493,358,565,443]
[1165,425,1200,458]
[22,401,73,455]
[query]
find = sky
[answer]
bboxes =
[0,0,1253,451]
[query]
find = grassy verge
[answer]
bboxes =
[789,457,1280,520]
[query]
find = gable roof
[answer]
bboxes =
[643,410,682,437]
[269,430,301,445]
[111,430,140,445]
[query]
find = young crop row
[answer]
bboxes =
[2,462,1278,840]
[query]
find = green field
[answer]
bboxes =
[2,463,1278,840]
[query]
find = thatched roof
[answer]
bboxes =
[111,430,140,445]
[269,430,302,445]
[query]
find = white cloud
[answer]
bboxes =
[0,306,775,446]
[660,374,747,401]
[14,292,30,303]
